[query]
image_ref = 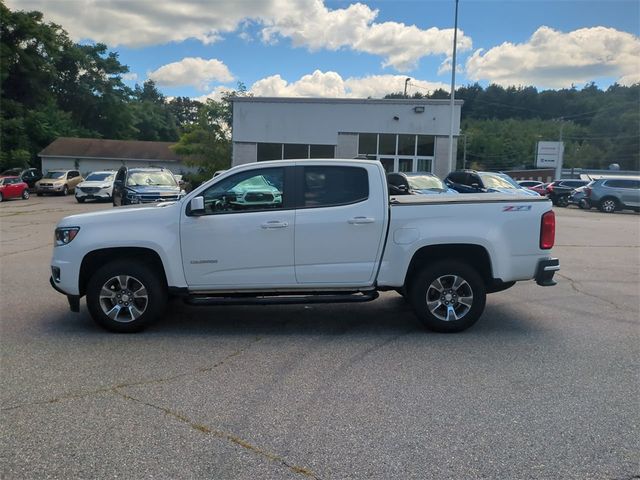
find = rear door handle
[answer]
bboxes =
[261,221,289,229]
[348,216,375,224]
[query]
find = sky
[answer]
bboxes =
[7,0,640,100]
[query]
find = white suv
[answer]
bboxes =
[75,171,116,203]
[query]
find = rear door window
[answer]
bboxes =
[301,166,368,207]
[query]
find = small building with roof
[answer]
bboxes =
[38,137,196,176]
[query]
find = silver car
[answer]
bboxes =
[584,177,640,213]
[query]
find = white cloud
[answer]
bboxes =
[121,72,138,81]
[7,0,471,72]
[148,58,234,91]
[245,70,449,98]
[466,26,640,88]
[192,86,236,103]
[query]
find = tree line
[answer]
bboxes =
[2,2,638,177]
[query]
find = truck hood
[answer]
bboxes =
[57,201,180,228]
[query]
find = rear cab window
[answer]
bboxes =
[301,166,369,208]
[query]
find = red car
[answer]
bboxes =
[0,176,30,202]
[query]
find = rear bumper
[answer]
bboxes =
[535,258,560,286]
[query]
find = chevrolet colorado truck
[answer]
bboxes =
[50,159,559,333]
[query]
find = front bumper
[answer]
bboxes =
[50,275,81,312]
[535,258,560,286]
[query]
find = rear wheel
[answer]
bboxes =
[556,195,569,207]
[578,199,591,209]
[599,197,618,213]
[408,260,486,333]
[22,189,29,200]
[86,260,167,333]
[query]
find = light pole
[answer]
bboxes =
[555,118,565,180]
[447,0,460,173]
[404,77,411,98]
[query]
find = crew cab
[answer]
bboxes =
[50,159,559,333]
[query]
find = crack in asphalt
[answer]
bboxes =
[112,388,322,479]
[1,337,263,412]
[556,273,639,326]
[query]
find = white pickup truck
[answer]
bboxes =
[50,159,559,333]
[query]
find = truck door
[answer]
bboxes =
[181,166,297,288]
[294,164,386,285]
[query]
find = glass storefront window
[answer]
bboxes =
[417,135,435,156]
[379,134,396,155]
[310,145,335,158]
[257,143,282,161]
[398,158,413,172]
[283,143,308,159]
[397,135,416,156]
[416,159,432,172]
[358,133,377,155]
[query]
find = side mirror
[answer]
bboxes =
[189,196,205,215]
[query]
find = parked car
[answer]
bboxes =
[112,167,184,206]
[75,171,116,203]
[529,183,549,196]
[35,170,83,196]
[387,172,457,196]
[545,179,590,206]
[568,181,595,208]
[517,180,545,189]
[582,177,640,213]
[49,159,558,333]
[445,170,539,196]
[0,176,30,202]
[0,168,42,189]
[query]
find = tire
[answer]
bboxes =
[0,193,3,202]
[37,192,43,196]
[556,195,569,207]
[86,260,167,333]
[22,189,29,200]
[578,199,591,210]
[61,185,69,196]
[76,197,85,203]
[599,197,618,213]
[408,260,486,333]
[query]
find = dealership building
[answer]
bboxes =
[231,97,462,178]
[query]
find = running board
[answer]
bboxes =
[184,291,379,306]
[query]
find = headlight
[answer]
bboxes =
[54,227,80,246]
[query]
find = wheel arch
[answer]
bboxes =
[404,244,494,289]
[79,247,168,296]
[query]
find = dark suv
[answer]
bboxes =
[444,170,538,196]
[0,168,42,189]
[545,179,590,206]
[112,167,183,206]
[583,178,640,213]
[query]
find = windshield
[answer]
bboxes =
[127,171,177,187]
[480,173,519,189]
[44,171,66,179]
[86,173,114,182]
[406,175,446,190]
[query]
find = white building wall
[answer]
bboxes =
[232,142,258,166]
[433,137,459,179]
[336,133,358,158]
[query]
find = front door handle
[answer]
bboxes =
[348,216,375,224]
[261,221,289,229]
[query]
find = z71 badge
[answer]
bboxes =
[502,205,532,212]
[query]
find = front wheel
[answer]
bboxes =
[86,260,167,333]
[578,199,591,210]
[61,185,69,196]
[22,189,29,200]
[408,260,486,333]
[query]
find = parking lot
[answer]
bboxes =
[1,195,638,479]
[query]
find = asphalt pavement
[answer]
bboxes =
[1,195,638,479]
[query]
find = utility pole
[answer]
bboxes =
[404,77,410,98]
[447,0,460,173]
[555,118,564,180]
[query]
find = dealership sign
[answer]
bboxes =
[536,141,564,168]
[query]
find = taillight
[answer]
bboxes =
[584,187,591,198]
[540,211,555,249]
